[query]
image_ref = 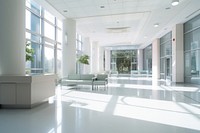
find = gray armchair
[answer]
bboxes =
[92,74,108,90]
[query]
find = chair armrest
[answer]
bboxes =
[92,77,97,81]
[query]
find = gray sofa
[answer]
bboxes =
[61,74,108,90]
[61,74,94,86]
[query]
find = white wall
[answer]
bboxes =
[62,18,76,77]
[0,0,25,75]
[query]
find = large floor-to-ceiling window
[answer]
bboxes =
[184,14,200,84]
[25,0,62,77]
[143,44,152,74]
[160,32,172,80]
[110,50,137,74]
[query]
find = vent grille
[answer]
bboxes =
[106,27,130,33]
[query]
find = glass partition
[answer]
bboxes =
[160,32,172,80]
[184,14,200,84]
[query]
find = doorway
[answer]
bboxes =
[165,58,171,80]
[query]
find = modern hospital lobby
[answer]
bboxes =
[0,0,200,133]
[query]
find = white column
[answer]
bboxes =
[98,46,104,73]
[91,41,98,74]
[105,49,111,72]
[172,24,184,82]
[62,18,76,77]
[137,49,143,71]
[0,0,25,75]
[83,37,91,74]
[152,39,160,79]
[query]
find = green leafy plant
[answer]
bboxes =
[77,54,89,65]
[26,42,34,62]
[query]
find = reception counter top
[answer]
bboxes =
[0,74,56,109]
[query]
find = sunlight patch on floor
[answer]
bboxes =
[62,91,112,112]
[113,96,200,131]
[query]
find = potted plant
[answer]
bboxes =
[77,54,89,65]
[26,41,34,62]
[25,42,34,74]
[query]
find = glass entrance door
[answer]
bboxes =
[165,58,171,80]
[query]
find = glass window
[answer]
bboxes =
[57,43,62,49]
[57,29,62,43]
[184,52,191,76]
[26,0,41,15]
[160,32,172,44]
[26,10,31,30]
[160,44,165,57]
[26,0,62,76]
[26,10,41,34]
[165,42,172,56]
[184,14,200,33]
[184,28,200,51]
[57,49,62,77]
[44,21,55,40]
[184,14,200,84]
[160,32,172,80]
[160,58,165,73]
[44,46,54,73]
[143,44,152,72]
[26,32,41,43]
[26,42,42,74]
[45,41,54,47]
[44,10,55,24]
[57,19,63,28]
[31,14,40,34]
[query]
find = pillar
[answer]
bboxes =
[91,41,98,73]
[152,39,160,79]
[62,18,76,77]
[83,37,91,74]
[98,46,104,73]
[172,24,184,82]
[105,49,111,72]
[137,49,143,71]
[0,0,26,75]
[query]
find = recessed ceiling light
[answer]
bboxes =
[63,10,68,13]
[154,23,159,27]
[171,0,179,6]
[100,5,105,8]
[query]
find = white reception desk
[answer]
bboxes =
[0,74,56,109]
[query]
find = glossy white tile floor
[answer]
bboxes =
[0,77,200,133]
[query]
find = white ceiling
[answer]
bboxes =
[45,0,200,48]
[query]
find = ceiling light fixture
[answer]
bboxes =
[171,0,179,6]
[154,23,159,27]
